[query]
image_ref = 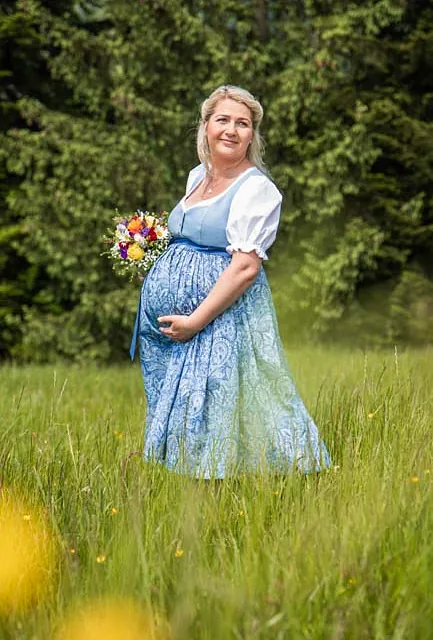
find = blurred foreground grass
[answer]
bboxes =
[0,346,432,639]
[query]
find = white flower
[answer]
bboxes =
[134,233,145,246]
[155,225,168,239]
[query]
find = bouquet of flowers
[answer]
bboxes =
[104,209,170,279]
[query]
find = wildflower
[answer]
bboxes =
[156,225,167,239]
[111,508,118,516]
[127,243,145,261]
[367,412,375,419]
[0,498,55,612]
[348,577,358,586]
[69,548,76,555]
[119,242,128,259]
[238,510,244,517]
[96,555,106,564]
[410,476,420,484]
[133,233,145,246]
[127,217,143,234]
[273,491,279,496]
[174,549,184,558]
[57,597,170,640]
[145,215,156,228]
[147,228,157,242]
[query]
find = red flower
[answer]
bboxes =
[147,228,157,242]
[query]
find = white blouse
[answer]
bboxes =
[185,165,282,260]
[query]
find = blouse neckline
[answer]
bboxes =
[181,166,257,212]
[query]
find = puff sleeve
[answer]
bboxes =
[226,175,282,260]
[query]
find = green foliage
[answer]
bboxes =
[1,0,433,360]
[266,0,433,341]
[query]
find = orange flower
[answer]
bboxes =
[127,217,143,234]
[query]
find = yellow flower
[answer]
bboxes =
[57,597,170,640]
[410,476,420,483]
[367,412,375,419]
[238,510,244,517]
[127,243,145,261]
[111,508,118,516]
[96,554,106,564]
[0,498,56,613]
[69,548,76,555]
[145,215,156,228]
[174,549,184,558]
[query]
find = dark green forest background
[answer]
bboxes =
[1,0,432,363]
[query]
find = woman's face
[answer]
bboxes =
[206,98,253,164]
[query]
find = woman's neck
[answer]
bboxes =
[209,158,252,179]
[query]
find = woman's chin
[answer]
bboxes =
[212,147,243,162]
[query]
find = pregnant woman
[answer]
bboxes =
[132,85,331,479]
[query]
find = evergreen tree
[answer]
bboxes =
[1,0,432,361]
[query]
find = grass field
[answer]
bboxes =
[0,346,432,639]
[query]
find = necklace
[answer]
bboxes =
[204,174,233,195]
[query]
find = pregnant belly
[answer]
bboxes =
[140,244,230,333]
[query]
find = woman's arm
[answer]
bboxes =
[158,250,262,342]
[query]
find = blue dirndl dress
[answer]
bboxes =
[132,166,331,478]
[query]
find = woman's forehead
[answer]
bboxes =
[212,98,252,121]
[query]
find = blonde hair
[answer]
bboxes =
[197,85,266,174]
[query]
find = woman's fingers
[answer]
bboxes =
[157,315,195,342]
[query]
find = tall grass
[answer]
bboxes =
[0,347,432,639]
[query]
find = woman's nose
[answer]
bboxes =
[225,120,236,135]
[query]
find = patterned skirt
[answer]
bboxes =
[135,240,331,479]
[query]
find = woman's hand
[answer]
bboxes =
[158,315,198,342]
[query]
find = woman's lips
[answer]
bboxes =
[220,139,237,145]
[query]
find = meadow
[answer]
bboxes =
[0,346,432,639]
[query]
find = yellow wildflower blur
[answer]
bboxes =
[127,243,145,261]
[0,497,56,613]
[58,598,170,640]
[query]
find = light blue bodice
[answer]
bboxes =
[168,167,262,249]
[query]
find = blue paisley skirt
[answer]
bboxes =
[136,241,331,479]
